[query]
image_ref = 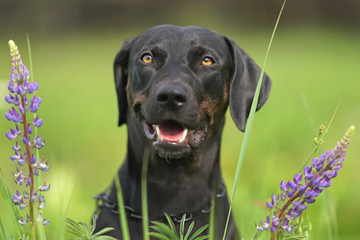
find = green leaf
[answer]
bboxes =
[179,214,186,240]
[90,215,97,236]
[193,235,209,240]
[151,221,177,239]
[114,175,131,240]
[207,198,215,240]
[142,148,150,240]
[91,227,115,237]
[0,218,6,240]
[65,218,79,228]
[282,235,308,240]
[92,236,117,240]
[66,217,116,240]
[164,213,176,232]
[149,232,172,240]
[188,224,208,240]
[0,170,22,236]
[184,222,195,240]
[79,221,90,238]
[150,226,172,239]
[36,222,47,240]
[66,218,88,238]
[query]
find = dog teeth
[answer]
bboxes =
[155,125,162,141]
[179,129,188,142]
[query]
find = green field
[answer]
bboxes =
[0,26,359,239]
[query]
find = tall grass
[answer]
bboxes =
[223,0,287,239]
[114,174,130,240]
[141,148,150,240]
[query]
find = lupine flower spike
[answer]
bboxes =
[256,125,355,239]
[5,40,50,238]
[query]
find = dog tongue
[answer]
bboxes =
[158,120,187,142]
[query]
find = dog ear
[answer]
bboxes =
[225,37,272,132]
[114,38,135,126]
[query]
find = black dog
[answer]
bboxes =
[94,25,271,239]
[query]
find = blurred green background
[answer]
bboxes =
[0,0,359,239]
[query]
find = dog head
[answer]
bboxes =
[114,25,271,160]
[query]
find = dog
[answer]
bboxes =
[94,25,271,239]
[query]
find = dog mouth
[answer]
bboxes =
[141,119,207,158]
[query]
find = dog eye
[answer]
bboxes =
[141,54,153,64]
[201,56,215,66]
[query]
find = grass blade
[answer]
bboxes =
[36,222,47,240]
[193,236,209,240]
[150,222,176,239]
[222,0,287,239]
[149,232,172,240]
[0,218,6,240]
[114,173,130,240]
[188,224,208,240]
[184,222,195,240]
[300,102,339,171]
[207,193,215,240]
[0,170,22,237]
[142,147,150,240]
[164,213,176,232]
[94,236,118,240]
[92,227,116,238]
[65,218,83,237]
[323,190,338,240]
[179,214,186,240]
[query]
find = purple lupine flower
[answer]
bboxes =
[280,180,289,191]
[8,79,15,92]
[18,155,25,166]
[12,142,21,151]
[5,40,51,230]
[33,135,45,149]
[27,123,33,135]
[5,107,21,123]
[10,154,20,161]
[19,217,27,226]
[27,81,39,94]
[39,158,49,172]
[30,190,37,203]
[13,168,26,185]
[256,125,355,238]
[33,116,43,127]
[6,131,17,140]
[38,182,50,192]
[37,213,51,226]
[29,96,41,113]
[5,93,16,104]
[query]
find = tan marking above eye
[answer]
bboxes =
[141,54,153,64]
[201,56,214,66]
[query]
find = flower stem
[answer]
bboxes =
[21,95,36,240]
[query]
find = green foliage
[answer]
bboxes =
[149,213,208,240]
[0,170,23,239]
[141,148,150,240]
[114,175,130,240]
[65,216,115,240]
[223,0,288,239]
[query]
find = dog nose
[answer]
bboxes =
[156,83,187,109]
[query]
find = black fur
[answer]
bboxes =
[94,25,271,239]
